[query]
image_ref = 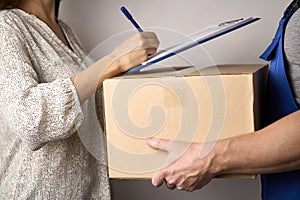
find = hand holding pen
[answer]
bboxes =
[69,7,159,103]
[120,6,160,72]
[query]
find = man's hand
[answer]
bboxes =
[147,138,220,192]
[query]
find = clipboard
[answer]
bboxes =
[126,17,260,73]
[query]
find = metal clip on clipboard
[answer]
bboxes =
[218,18,244,27]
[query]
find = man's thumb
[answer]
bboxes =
[147,138,170,152]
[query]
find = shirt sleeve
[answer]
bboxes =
[0,21,84,150]
[284,9,300,107]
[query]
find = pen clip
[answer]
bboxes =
[218,18,244,27]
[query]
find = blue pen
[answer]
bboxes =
[120,6,143,32]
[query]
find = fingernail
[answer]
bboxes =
[147,139,154,146]
[152,181,160,188]
[147,138,155,146]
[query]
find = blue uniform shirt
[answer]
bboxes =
[260,1,300,199]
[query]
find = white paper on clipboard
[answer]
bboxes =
[126,17,260,73]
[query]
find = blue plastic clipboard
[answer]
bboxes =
[126,17,260,73]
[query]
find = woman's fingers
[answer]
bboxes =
[115,47,157,72]
[99,32,160,79]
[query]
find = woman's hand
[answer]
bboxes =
[71,32,159,103]
[99,32,159,80]
[96,31,159,88]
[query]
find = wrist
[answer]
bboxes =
[203,140,231,176]
[92,54,119,89]
[102,54,123,78]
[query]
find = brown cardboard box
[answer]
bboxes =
[102,64,268,179]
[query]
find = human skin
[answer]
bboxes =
[147,110,300,191]
[18,0,160,103]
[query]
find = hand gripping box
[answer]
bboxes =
[102,64,268,179]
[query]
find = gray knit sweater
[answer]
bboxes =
[0,9,110,200]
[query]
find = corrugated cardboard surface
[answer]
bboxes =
[102,64,268,179]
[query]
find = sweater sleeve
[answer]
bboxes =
[0,21,84,150]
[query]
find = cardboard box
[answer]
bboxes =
[102,64,268,179]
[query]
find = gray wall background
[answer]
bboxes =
[59,1,290,200]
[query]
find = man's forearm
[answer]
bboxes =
[212,110,300,175]
[147,110,300,190]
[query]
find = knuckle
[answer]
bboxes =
[177,185,184,190]
[168,168,176,176]
[168,179,177,185]
[135,40,145,48]
[177,187,184,191]
[176,182,185,191]
[146,48,156,55]
[155,139,163,148]
[161,168,171,177]
[161,169,168,177]
[149,32,157,38]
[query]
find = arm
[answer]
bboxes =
[71,32,159,103]
[0,25,80,150]
[147,110,300,191]
[0,23,159,150]
[220,109,300,174]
